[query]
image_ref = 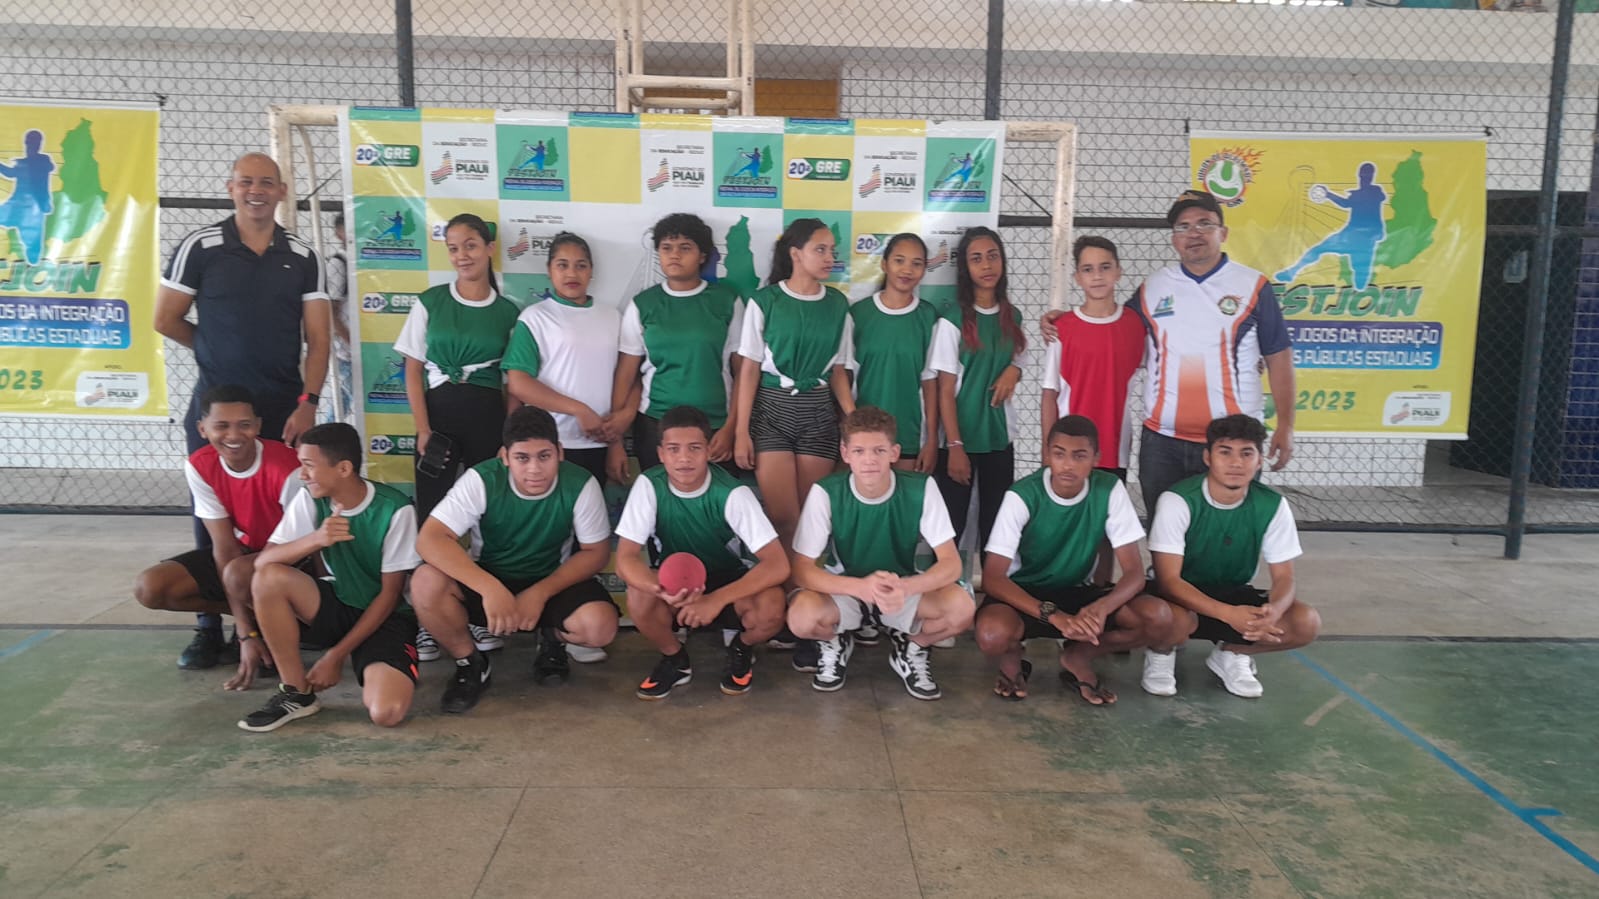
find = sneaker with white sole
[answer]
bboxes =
[887,631,941,700]
[237,684,321,732]
[568,644,608,664]
[1141,649,1178,696]
[468,624,504,652]
[932,635,956,649]
[1206,645,1263,698]
[415,627,441,662]
[811,633,854,692]
[855,621,881,646]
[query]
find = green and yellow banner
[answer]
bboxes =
[1190,132,1486,437]
[0,101,165,418]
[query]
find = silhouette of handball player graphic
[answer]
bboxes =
[379,210,405,242]
[735,146,762,179]
[1275,161,1389,291]
[0,129,56,265]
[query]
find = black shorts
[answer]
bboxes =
[1189,585,1269,646]
[459,575,619,631]
[678,567,751,631]
[302,580,419,685]
[166,548,227,606]
[749,385,839,460]
[979,585,1127,641]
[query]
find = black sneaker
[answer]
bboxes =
[791,639,821,673]
[533,628,571,686]
[766,625,798,651]
[441,653,492,714]
[887,630,941,700]
[812,633,854,692]
[636,651,692,700]
[237,684,320,732]
[856,607,883,646]
[720,639,755,695]
[178,628,228,670]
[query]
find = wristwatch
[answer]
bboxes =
[298,392,320,407]
[1036,602,1057,623]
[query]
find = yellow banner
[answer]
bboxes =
[1190,133,1485,437]
[0,102,165,418]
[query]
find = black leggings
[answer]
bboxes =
[415,383,506,519]
[933,443,1015,555]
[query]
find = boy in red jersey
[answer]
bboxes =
[134,385,302,686]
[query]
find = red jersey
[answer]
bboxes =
[183,439,302,551]
[1043,307,1147,468]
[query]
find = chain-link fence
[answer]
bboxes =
[2,0,1596,552]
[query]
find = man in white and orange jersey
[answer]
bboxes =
[1131,191,1296,514]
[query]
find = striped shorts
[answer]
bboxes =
[749,385,840,460]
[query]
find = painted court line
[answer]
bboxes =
[0,629,59,660]
[1293,650,1599,877]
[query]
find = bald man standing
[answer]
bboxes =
[154,152,331,669]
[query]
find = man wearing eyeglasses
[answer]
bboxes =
[1133,190,1296,516]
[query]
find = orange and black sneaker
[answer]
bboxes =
[636,650,692,701]
[720,637,755,696]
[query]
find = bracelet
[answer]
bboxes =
[297,392,320,407]
[948,440,964,447]
[242,630,261,642]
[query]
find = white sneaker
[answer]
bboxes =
[415,627,441,662]
[1141,649,1178,696]
[932,636,956,649]
[468,624,505,652]
[1206,645,1263,698]
[568,644,608,664]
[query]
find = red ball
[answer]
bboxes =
[658,552,707,594]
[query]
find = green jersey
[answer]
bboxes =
[621,282,744,427]
[429,459,612,584]
[986,469,1145,591]
[392,282,520,390]
[1148,476,1303,590]
[792,470,955,578]
[739,282,850,391]
[269,480,422,611]
[849,294,939,449]
[614,465,778,575]
[929,303,1030,454]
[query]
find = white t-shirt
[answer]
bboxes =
[615,473,777,556]
[792,474,956,561]
[506,299,621,449]
[269,481,423,573]
[393,282,508,389]
[1148,481,1303,565]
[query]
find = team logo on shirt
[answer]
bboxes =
[1218,295,1241,315]
[1152,295,1175,318]
[1195,147,1262,208]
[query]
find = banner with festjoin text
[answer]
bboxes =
[341,108,1006,487]
[1189,132,1485,438]
[0,101,165,419]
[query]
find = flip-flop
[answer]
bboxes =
[993,659,1033,701]
[1060,669,1117,706]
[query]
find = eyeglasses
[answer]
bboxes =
[1171,221,1222,234]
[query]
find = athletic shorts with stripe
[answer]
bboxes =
[301,580,419,685]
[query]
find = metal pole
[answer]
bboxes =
[395,0,416,107]
[984,0,1003,120]
[1505,0,1576,559]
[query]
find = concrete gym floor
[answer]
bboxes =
[1,514,1597,898]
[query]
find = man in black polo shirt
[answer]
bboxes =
[154,151,332,669]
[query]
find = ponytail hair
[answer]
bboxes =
[547,231,593,266]
[877,232,927,293]
[445,212,500,294]
[767,217,826,286]
[954,226,1026,355]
